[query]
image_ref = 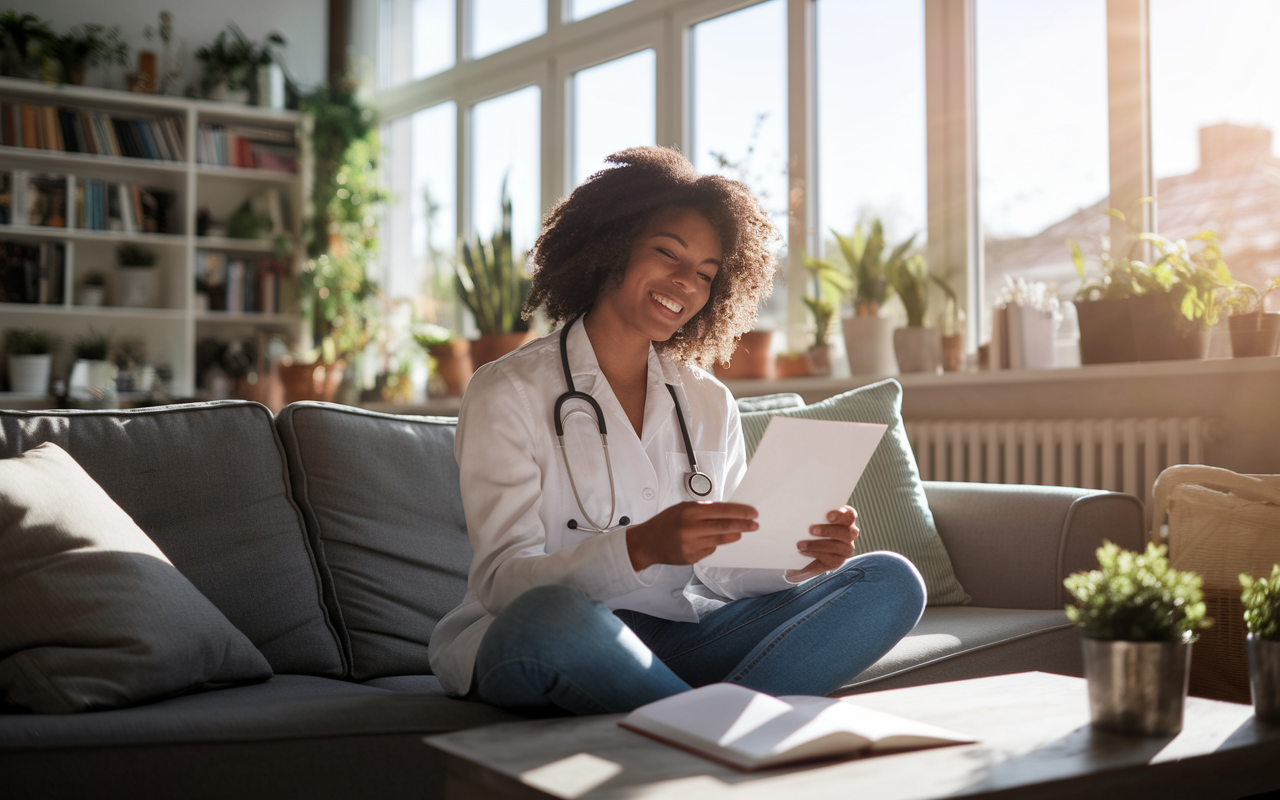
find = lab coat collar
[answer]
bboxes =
[564,318,681,449]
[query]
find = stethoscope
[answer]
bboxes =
[555,315,714,534]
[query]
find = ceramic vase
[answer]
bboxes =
[429,340,473,397]
[279,361,345,403]
[893,327,943,374]
[842,315,897,376]
[7,353,51,395]
[1082,637,1191,736]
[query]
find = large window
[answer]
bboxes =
[376,0,455,90]
[471,86,542,254]
[1152,0,1280,295]
[815,1,926,262]
[976,0,1109,320]
[570,50,656,187]
[691,0,788,329]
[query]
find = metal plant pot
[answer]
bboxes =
[1248,633,1280,723]
[1082,637,1192,736]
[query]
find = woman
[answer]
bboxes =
[428,147,925,714]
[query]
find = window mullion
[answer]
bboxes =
[785,0,814,353]
[1106,0,1153,258]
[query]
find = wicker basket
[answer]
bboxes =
[1152,466,1280,704]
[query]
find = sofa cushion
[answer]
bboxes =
[0,403,344,677]
[275,403,472,680]
[838,607,1080,694]
[0,443,273,712]
[739,380,970,605]
[735,392,806,413]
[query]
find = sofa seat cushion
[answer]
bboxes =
[275,403,472,681]
[0,675,524,750]
[0,402,343,678]
[839,607,1080,694]
[0,443,272,712]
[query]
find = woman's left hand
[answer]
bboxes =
[784,506,858,583]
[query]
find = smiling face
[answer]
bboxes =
[591,206,724,346]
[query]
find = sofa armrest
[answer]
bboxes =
[923,482,1145,610]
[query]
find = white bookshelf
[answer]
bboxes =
[0,76,308,399]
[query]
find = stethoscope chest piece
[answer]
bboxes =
[687,471,713,498]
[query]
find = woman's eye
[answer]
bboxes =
[657,247,675,259]
[698,272,713,283]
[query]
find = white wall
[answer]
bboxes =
[12,0,328,93]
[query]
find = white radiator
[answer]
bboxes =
[904,417,1212,507]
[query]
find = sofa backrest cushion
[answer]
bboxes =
[275,403,471,680]
[0,402,345,677]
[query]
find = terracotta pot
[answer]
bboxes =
[893,327,943,374]
[774,353,810,379]
[470,331,535,370]
[804,344,832,376]
[429,340,473,396]
[279,361,345,403]
[942,332,964,372]
[842,315,897,375]
[714,330,774,381]
[1130,294,1209,362]
[1228,312,1280,358]
[1075,298,1138,364]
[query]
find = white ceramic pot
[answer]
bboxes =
[69,359,118,404]
[115,266,160,308]
[77,286,105,307]
[893,326,943,374]
[7,353,51,395]
[842,315,897,376]
[208,81,250,105]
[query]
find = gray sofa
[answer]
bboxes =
[0,400,1144,799]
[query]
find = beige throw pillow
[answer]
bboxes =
[0,442,272,713]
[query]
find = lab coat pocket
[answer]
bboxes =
[665,449,728,503]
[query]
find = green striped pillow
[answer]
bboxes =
[738,379,969,606]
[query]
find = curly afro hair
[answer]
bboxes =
[522,146,778,365]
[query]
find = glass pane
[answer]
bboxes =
[571,0,631,21]
[816,1,926,258]
[471,0,547,60]
[1152,0,1280,296]
[976,0,1109,322]
[571,49,656,186]
[377,0,455,90]
[692,0,788,329]
[471,86,542,255]
[380,103,457,309]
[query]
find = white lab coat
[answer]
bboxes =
[427,321,796,696]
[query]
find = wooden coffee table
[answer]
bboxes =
[424,672,1280,800]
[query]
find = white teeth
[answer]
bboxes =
[650,292,682,314]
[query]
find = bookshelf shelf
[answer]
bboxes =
[0,78,306,398]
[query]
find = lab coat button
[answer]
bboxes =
[643,488,655,500]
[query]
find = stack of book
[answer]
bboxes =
[0,171,69,228]
[0,240,65,304]
[0,101,185,161]
[75,179,176,234]
[196,251,286,314]
[196,123,297,173]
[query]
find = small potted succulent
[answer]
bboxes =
[1240,564,1280,722]
[1065,541,1212,736]
[800,253,852,377]
[1129,230,1235,362]
[832,220,904,376]
[1225,277,1280,358]
[412,322,472,397]
[886,250,952,374]
[4,327,56,395]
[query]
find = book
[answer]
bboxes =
[618,683,974,771]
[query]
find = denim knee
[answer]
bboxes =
[855,551,927,624]
[480,585,617,662]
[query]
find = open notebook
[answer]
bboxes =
[619,683,974,771]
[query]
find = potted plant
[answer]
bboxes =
[801,253,852,377]
[69,327,116,403]
[886,251,950,374]
[196,25,283,104]
[1069,211,1144,365]
[77,271,106,307]
[0,10,52,79]
[115,244,160,308]
[1240,565,1280,722]
[832,220,904,376]
[1064,541,1212,736]
[457,182,534,369]
[413,322,472,397]
[1129,231,1235,362]
[4,327,56,395]
[1225,276,1280,358]
[42,24,128,86]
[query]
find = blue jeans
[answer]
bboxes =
[470,551,926,715]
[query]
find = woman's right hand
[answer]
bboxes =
[625,501,759,571]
